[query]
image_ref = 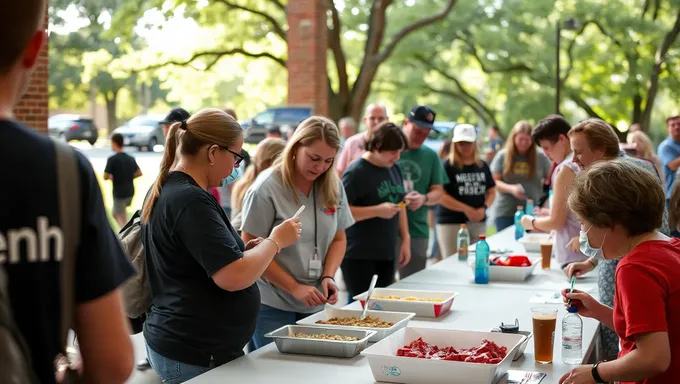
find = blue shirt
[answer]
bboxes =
[658,137,680,197]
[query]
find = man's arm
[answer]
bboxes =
[659,144,680,171]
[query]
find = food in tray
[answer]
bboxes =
[396,337,508,364]
[289,333,360,341]
[316,316,394,328]
[489,255,531,267]
[371,295,443,302]
[397,201,407,208]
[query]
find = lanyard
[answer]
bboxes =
[313,184,318,259]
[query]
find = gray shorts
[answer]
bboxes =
[113,197,132,216]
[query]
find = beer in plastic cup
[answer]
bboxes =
[540,241,553,270]
[532,307,557,364]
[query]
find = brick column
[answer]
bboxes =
[286,0,328,117]
[13,13,49,133]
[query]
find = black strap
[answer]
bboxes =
[313,184,318,257]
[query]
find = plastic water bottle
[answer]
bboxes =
[514,206,525,240]
[525,199,534,216]
[457,224,470,261]
[562,306,583,364]
[475,235,489,284]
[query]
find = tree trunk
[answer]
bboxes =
[632,92,642,126]
[105,91,118,134]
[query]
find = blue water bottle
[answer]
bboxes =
[525,199,534,216]
[514,206,525,240]
[475,235,489,284]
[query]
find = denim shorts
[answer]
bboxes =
[145,344,215,383]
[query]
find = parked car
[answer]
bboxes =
[423,121,457,153]
[48,114,99,145]
[112,114,166,151]
[239,107,312,143]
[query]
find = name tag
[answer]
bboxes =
[309,259,322,279]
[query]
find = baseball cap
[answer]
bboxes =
[408,105,436,130]
[452,124,477,143]
[160,108,190,124]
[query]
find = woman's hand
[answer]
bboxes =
[564,260,594,278]
[270,217,302,248]
[559,365,596,384]
[466,207,485,222]
[533,207,550,217]
[520,215,534,230]
[562,289,602,319]
[399,239,411,268]
[511,184,527,199]
[245,237,264,251]
[291,284,327,307]
[320,278,339,305]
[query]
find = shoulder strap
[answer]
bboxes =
[53,141,81,348]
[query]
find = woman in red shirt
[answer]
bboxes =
[560,159,680,384]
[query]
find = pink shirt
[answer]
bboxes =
[336,132,368,175]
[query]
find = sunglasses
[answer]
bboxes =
[219,146,245,166]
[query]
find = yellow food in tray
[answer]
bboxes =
[316,316,394,328]
[371,295,443,303]
[289,333,359,341]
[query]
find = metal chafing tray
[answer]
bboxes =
[264,325,376,358]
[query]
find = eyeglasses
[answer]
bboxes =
[220,146,245,166]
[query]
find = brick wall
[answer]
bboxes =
[286,0,328,117]
[13,13,49,133]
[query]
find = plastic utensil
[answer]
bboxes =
[360,274,378,320]
[292,205,306,218]
[567,275,576,306]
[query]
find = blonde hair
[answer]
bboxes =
[231,138,286,211]
[627,131,655,159]
[141,108,243,222]
[274,116,342,208]
[503,120,537,178]
[568,159,664,236]
[569,118,620,159]
[449,140,481,169]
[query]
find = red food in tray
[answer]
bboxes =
[396,337,508,364]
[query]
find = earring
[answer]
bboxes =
[210,162,214,166]
[292,155,296,160]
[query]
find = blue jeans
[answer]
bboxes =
[495,216,515,231]
[250,304,310,351]
[146,344,215,383]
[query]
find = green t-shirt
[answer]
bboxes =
[397,146,449,238]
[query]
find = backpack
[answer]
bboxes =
[0,140,81,383]
[118,209,151,318]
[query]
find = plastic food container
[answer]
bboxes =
[518,233,551,252]
[297,305,415,342]
[362,327,526,384]
[264,325,375,358]
[353,288,458,318]
[470,257,540,281]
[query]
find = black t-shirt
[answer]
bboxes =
[104,152,139,199]
[437,159,495,224]
[143,172,260,366]
[0,120,135,383]
[342,158,405,260]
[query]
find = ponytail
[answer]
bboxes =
[141,122,182,223]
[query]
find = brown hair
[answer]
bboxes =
[231,138,286,211]
[1,0,45,72]
[627,131,655,159]
[568,118,620,159]
[503,120,537,178]
[274,116,342,208]
[670,180,680,231]
[365,122,407,152]
[141,108,243,222]
[568,159,664,236]
[224,107,237,120]
[531,114,571,144]
[449,140,481,169]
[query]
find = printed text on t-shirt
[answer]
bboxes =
[456,172,488,196]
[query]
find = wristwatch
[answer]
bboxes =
[591,361,606,383]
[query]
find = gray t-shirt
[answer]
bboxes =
[240,168,355,313]
[490,149,551,218]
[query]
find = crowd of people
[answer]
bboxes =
[1,2,680,384]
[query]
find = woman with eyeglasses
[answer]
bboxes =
[559,160,680,384]
[141,108,302,383]
[241,116,354,350]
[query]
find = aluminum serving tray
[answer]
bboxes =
[264,325,376,358]
[296,305,416,342]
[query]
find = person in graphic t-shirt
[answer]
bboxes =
[0,1,135,382]
[396,105,447,278]
[436,124,496,259]
[104,133,142,227]
[490,121,550,231]
[560,160,680,384]
[341,122,411,297]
